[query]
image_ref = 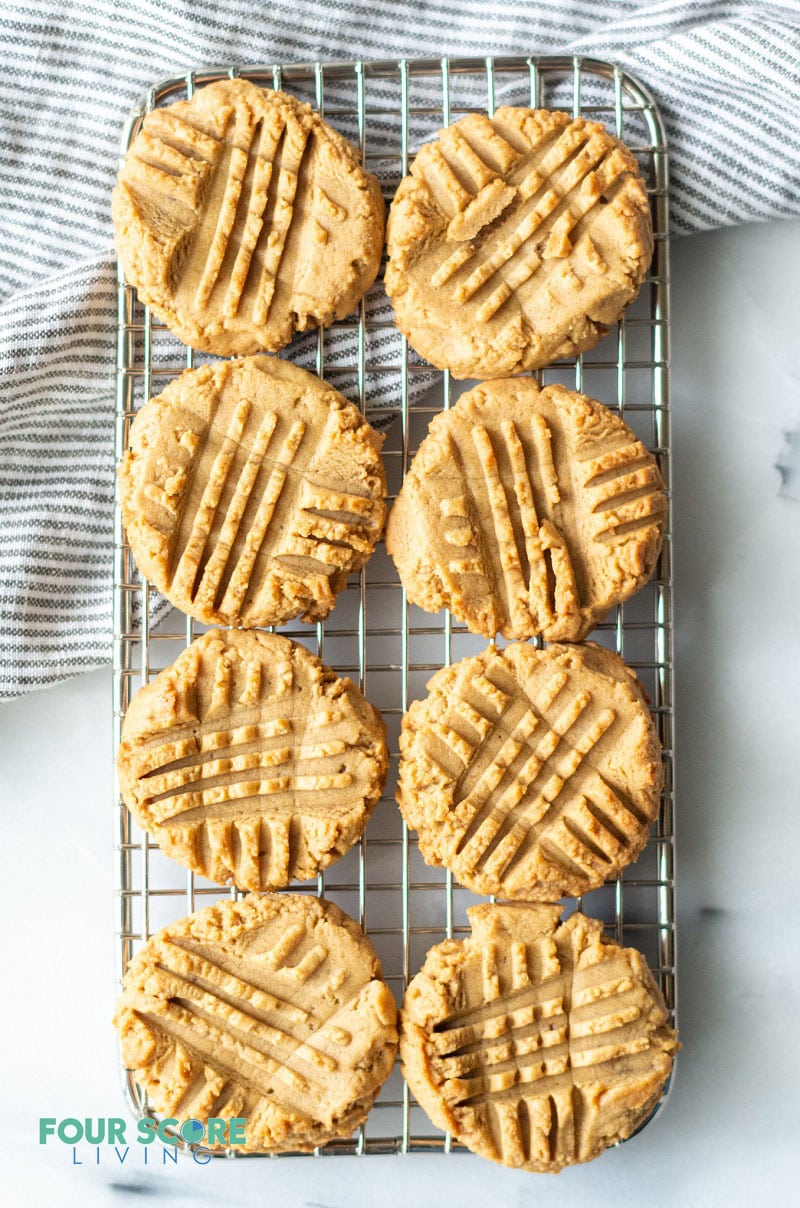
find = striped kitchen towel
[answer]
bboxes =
[1,0,800,698]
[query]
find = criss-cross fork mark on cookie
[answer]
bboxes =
[386,109,652,377]
[116,898,396,1150]
[121,359,386,628]
[424,917,670,1169]
[155,399,382,623]
[117,84,363,346]
[387,382,667,642]
[436,423,661,639]
[118,632,387,890]
[423,659,642,888]
[415,112,628,321]
[398,644,661,900]
[138,931,337,1119]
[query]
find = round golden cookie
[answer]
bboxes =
[117,629,388,891]
[114,894,398,1153]
[385,379,666,642]
[113,78,384,356]
[401,903,678,1172]
[385,108,652,378]
[397,642,662,900]
[119,356,386,628]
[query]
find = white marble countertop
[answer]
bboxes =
[2,217,799,1208]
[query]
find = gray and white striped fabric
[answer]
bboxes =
[2,0,800,698]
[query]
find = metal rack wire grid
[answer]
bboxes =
[113,55,675,1157]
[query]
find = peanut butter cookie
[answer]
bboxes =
[115,894,398,1152]
[401,903,678,1171]
[385,109,652,377]
[117,629,388,891]
[397,642,662,900]
[114,78,385,355]
[119,356,386,628]
[386,378,666,642]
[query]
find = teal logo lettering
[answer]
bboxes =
[180,1119,205,1145]
[39,1115,248,1163]
[39,1119,127,1145]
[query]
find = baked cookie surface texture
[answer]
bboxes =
[386,379,666,642]
[397,642,662,900]
[117,629,388,891]
[113,78,385,355]
[385,108,652,377]
[119,356,386,628]
[114,894,398,1152]
[401,903,678,1171]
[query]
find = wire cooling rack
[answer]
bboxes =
[113,55,675,1157]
